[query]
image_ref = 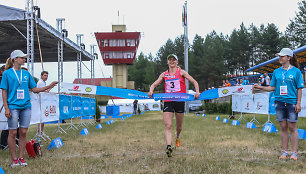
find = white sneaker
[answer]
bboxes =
[18,158,27,166]
[11,159,20,168]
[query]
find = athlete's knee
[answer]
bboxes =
[165,123,172,130]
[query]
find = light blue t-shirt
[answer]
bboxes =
[0,68,37,109]
[270,66,304,104]
[242,80,249,85]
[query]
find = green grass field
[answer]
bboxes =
[1,112,306,174]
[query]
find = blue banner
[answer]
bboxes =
[72,96,82,118]
[152,93,195,101]
[198,88,219,100]
[269,92,276,115]
[96,86,150,99]
[81,97,91,116]
[59,95,72,120]
[90,98,96,116]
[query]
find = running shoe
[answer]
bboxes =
[18,158,27,166]
[290,152,298,161]
[166,146,173,157]
[11,159,20,168]
[175,137,181,147]
[279,150,289,160]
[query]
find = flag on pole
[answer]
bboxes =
[182,4,187,26]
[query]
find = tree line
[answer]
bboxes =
[128,0,305,92]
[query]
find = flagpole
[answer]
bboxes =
[183,0,189,113]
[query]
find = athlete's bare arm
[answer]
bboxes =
[180,70,200,99]
[148,72,164,98]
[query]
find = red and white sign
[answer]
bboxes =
[61,83,97,95]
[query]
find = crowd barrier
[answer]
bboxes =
[0,90,96,130]
[232,88,306,117]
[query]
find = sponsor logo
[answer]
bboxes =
[245,102,250,110]
[289,75,293,78]
[222,89,229,94]
[24,76,28,80]
[233,87,245,93]
[63,106,69,113]
[165,74,169,77]
[256,102,263,110]
[68,85,81,92]
[85,87,92,92]
[45,105,57,117]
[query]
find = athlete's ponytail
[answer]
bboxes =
[290,54,300,68]
[5,57,13,70]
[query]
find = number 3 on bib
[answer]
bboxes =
[166,78,181,92]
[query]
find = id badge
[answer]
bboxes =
[280,86,288,95]
[17,89,25,99]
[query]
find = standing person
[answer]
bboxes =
[225,80,231,87]
[0,50,58,167]
[264,72,271,86]
[234,78,240,86]
[242,77,249,85]
[148,54,200,157]
[36,71,50,136]
[254,48,303,161]
[259,75,265,86]
[133,99,138,115]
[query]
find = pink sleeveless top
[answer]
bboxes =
[164,68,186,94]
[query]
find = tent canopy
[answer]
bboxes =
[247,45,306,73]
[0,4,93,63]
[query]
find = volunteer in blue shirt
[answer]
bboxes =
[0,50,58,167]
[254,48,304,161]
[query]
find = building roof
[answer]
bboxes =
[94,32,141,40]
[247,45,306,73]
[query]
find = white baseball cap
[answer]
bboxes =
[275,48,293,57]
[10,50,28,59]
[167,54,178,60]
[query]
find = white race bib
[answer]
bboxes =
[166,78,181,93]
[17,89,25,99]
[280,86,288,95]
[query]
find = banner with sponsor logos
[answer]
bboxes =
[40,92,59,123]
[81,97,91,116]
[231,94,242,112]
[298,89,306,117]
[268,92,276,115]
[30,93,41,125]
[72,96,82,118]
[218,85,253,98]
[253,92,269,114]
[0,91,96,130]
[61,83,254,102]
[90,98,96,116]
[232,90,306,116]
[61,82,97,95]
[240,94,255,113]
[0,91,6,122]
[59,94,72,120]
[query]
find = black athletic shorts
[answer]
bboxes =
[163,101,185,113]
